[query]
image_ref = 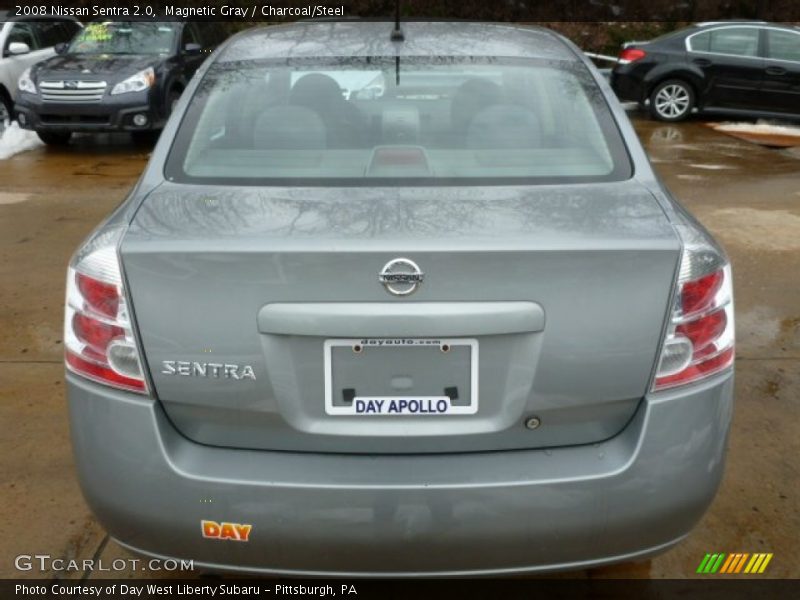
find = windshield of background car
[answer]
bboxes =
[67,22,177,55]
[166,56,632,185]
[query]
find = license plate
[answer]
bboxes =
[324,338,478,416]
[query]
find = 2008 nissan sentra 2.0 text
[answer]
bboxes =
[64,21,735,576]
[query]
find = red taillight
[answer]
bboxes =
[76,272,120,319]
[65,227,147,394]
[619,48,647,64]
[681,269,723,315]
[653,265,734,391]
[72,312,125,354]
[676,309,727,356]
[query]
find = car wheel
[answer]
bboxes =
[649,79,695,122]
[0,94,12,133]
[36,131,72,146]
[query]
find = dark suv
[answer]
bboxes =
[611,21,800,122]
[15,20,227,144]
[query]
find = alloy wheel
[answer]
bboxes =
[654,84,691,120]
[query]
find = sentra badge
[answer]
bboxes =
[162,361,256,381]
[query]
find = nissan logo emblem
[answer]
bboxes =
[378,258,424,296]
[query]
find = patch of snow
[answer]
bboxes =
[0,192,30,205]
[0,121,43,160]
[689,163,737,170]
[712,120,800,137]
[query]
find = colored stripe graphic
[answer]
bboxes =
[696,554,712,573]
[719,554,736,574]
[734,553,750,573]
[722,553,745,573]
[758,553,773,573]
[702,552,774,574]
[698,553,727,573]
[745,554,760,573]
[747,553,774,574]
[723,553,749,573]
[710,553,726,573]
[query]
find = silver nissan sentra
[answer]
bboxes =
[65,21,735,576]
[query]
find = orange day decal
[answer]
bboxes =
[201,520,252,542]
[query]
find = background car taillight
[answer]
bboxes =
[618,48,647,64]
[653,227,734,391]
[65,226,148,394]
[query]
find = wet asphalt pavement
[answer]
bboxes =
[0,117,798,579]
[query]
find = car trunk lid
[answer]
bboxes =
[121,181,679,454]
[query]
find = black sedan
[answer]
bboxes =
[15,21,227,144]
[611,21,800,122]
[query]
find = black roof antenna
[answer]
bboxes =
[390,0,404,42]
[391,0,403,86]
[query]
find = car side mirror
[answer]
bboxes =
[183,43,202,55]
[54,42,68,55]
[8,42,30,56]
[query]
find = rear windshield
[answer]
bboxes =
[165,56,631,186]
[68,22,177,55]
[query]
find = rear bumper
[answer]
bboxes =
[610,68,647,103]
[67,370,733,576]
[14,91,162,133]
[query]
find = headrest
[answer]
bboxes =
[451,78,503,132]
[290,73,344,107]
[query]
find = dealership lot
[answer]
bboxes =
[0,117,798,579]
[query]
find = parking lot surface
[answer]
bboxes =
[1,118,798,578]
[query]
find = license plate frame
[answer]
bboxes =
[324,338,479,416]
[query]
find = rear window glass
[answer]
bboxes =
[165,57,631,186]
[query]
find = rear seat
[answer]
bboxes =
[466,104,542,149]
[253,106,326,149]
